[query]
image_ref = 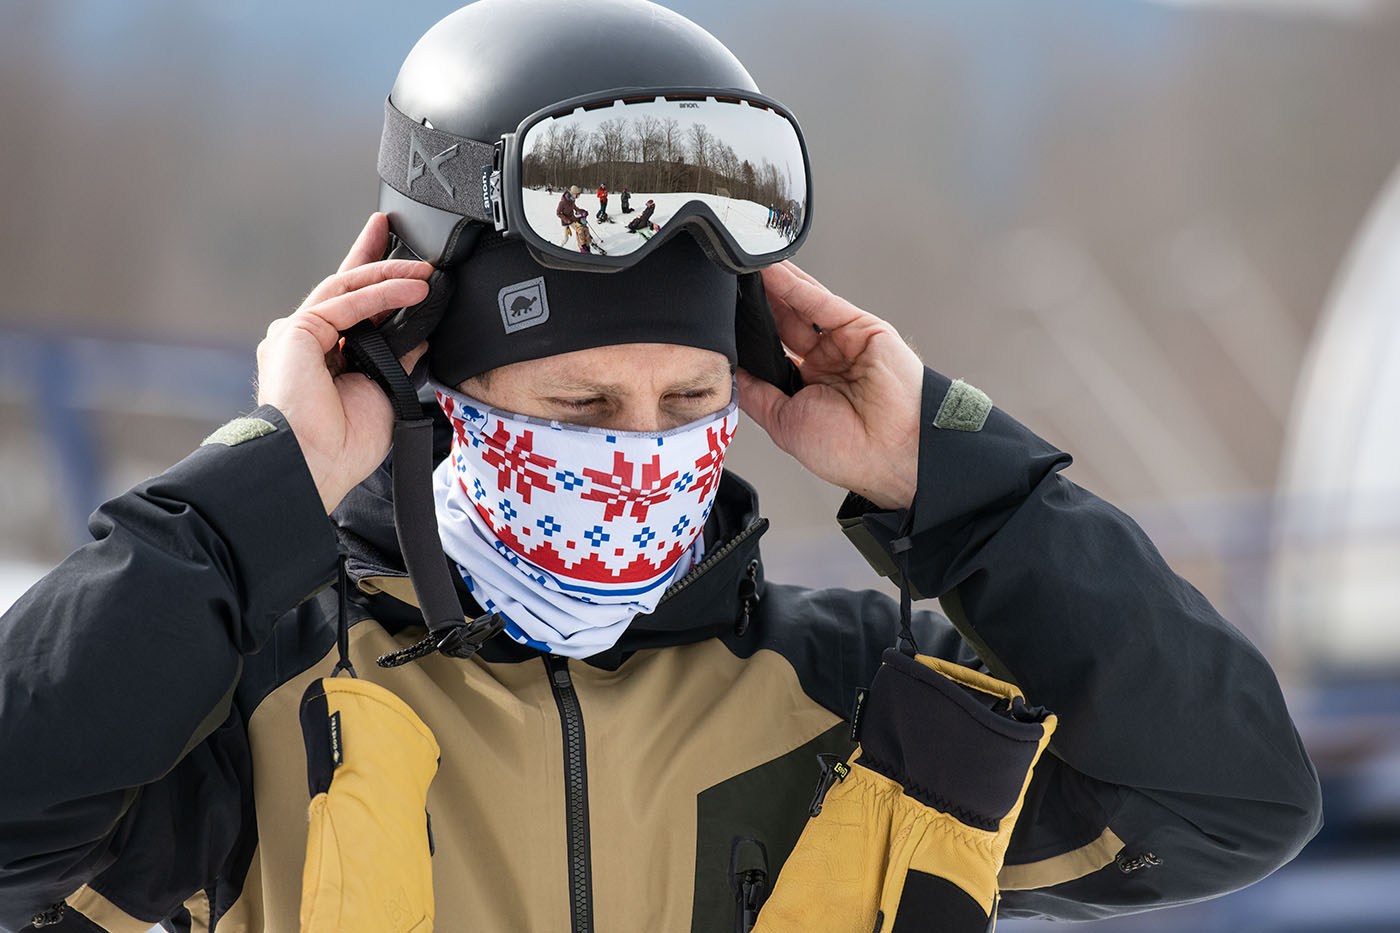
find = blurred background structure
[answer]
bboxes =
[2,0,1398,929]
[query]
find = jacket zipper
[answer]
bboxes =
[537,517,765,932]
[546,655,594,933]
[655,517,769,608]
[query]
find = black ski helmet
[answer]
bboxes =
[380,0,758,269]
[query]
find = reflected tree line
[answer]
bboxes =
[523,115,798,211]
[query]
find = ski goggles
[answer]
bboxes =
[377,87,812,273]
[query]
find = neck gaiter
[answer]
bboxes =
[430,379,739,658]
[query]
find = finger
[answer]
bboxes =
[292,278,431,351]
[263,316,290,341]
[761,265,845,357]
[763,262,863,334]
[398,340,429,376]
[255,317,292,371]
[765,296,824,358]
[758,266,818,355]
[338,213,389,274]
[304,258,434,308]
[735,367,789,444]
[782,260,830,292]
[765,264,898,373]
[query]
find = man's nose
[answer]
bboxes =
[606,403,667,434]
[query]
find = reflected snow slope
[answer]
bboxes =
[522,187,791,258]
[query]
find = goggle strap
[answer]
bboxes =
[377,97,496,225]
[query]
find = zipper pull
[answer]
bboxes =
[738,869,766,932]
[547,654,571,686]
[808,752,851,817]
[30,902,67,928]
[730,836,769,933]
[734,559,760,636]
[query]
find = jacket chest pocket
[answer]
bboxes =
[689,722,854,933]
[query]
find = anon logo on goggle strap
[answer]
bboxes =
[498,277,551,334]
[408,130,459,198]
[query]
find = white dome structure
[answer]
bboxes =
[1271,162,1400,674]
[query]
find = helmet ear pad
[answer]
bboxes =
[735,271,803,397]
[374,223,484,359]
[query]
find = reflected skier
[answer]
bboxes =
[596,183,610,222]
[627,199,658,237]
[556,185,582,245]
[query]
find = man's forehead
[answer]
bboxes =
[523,344,732,386]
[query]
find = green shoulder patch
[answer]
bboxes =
[932,380,992,432]
[201,417,277,447]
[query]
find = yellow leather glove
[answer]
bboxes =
[756,650,1056,933]
[298,676,441,933]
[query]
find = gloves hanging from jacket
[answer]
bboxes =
[755,649,1057,933]
[298,676,441,933]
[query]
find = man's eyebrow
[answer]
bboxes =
[665,369,731,392]
[542,367,730,396]
[541,379,622,396]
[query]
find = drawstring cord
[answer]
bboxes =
[891,493,918,657]
[332,549,357,678]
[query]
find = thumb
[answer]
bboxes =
[399,340,429,378]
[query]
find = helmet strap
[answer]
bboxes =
[339,323,506,664]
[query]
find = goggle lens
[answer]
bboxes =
[517,94,808,263]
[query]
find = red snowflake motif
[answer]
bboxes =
[438,395,469,444]
[450,419,472,448]
[480,423,557,505]
[687,421,735,502]
[582,451,679,522]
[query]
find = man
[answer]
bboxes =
[596,182,610,222]
[0,1,1320,931]
[556,183,583,245]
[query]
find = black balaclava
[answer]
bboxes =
[429,231,738,386]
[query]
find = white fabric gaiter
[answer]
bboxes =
[430,379,739,658]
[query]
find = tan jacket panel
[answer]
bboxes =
[224,621,568,932]
[572,641,841,929]
[222,621,838,931]
[63,885,152,932]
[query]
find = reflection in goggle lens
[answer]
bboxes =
[519,96,807,259]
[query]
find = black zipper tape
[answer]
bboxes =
[547,656,594,933]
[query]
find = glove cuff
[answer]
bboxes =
[858,649,1054,830]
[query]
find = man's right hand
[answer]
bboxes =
[256,213,432,514]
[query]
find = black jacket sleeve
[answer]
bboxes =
[0,407,338,932]
[839,369,1322,920]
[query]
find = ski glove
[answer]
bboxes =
[755,650,1056,933]
[298,677,441,933]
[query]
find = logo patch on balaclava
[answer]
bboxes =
[497,277,550,334]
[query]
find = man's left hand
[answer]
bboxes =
[737,261,923,511]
